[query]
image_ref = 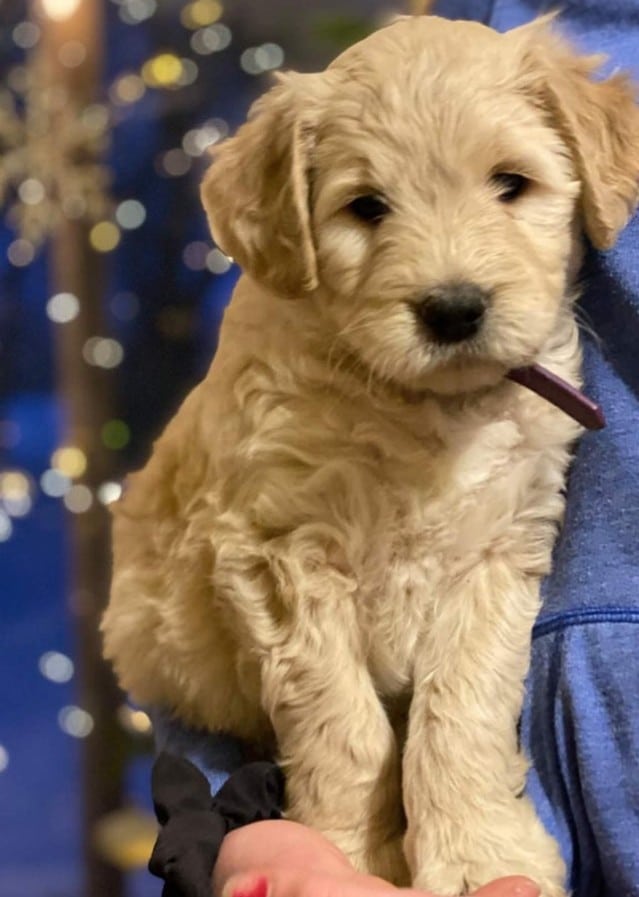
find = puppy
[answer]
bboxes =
[102,15,639,896]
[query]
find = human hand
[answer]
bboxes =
[213,819,542,897]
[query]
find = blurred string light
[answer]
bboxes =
[64,484,93,513]
[13,22,41,50]
[39,650,74,683]
[58,705,94,737]
[89,221,121,252]
[46,291,80,323]
[0,745,9,773]
[0,471,33,518]
[101,419,130,450]
[117,704,152,735]
[110,291,140,321]
[51,445,87,479]
[191,23,231,55]
[97,481,122,504]
[40,468,72,498]
[115,199,146,229]
[181,0,222,30]
[182,119,227,157]
[82,336,125,368]
[240,43,285,76]
[40,0,82,22]
[0,510,13,542]
[118,0,157,26]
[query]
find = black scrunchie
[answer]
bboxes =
[149,752,285,897]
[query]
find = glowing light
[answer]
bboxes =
[40,469,72,498]
[119,0,157,25]
[40,0,82,22]
[142,54,184,88]
[181,0,222,29]
[51,446,87,479]
[83,337,124,368]
[39,651,74,683]
[116,200,146,230]
[207,248,232,274]
[183,241,210,270]
[0,471,32,517]
[18,178,45,205]
[101,420,130,450]
[182,122,224,157]
[0,745,8,773]
[7,239,35,267]
[110,73,146,106]
[241,43,285,75]
[118,704,152,735]
[13,22,40,49]
[191,23,231,55]
[58,705,94,738]
[59,40,87,68]
[47,292,80,324]
[158,149,191,177]
[177,59,198,87]
[89,221,121,253]
[64,484,93,514]
[0,511,12,542]
[97,481,123,505]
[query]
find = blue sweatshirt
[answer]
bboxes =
[155,3,639,895]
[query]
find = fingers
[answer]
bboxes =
[219,867,395,897]
[472,877,540,897]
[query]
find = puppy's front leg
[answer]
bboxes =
[403,558,566,897]
[259,598,408,885]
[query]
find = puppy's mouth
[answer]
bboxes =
[506,364,605,430]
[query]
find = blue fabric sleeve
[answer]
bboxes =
[522,619,639,897]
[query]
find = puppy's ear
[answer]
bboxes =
[201,73,324,297]
[514,16,639,249]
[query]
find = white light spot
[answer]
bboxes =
[39,651,74,683]
[58,705,93,738]
[255,43,284,71]
[63,484,93,514]
[115,200,146,230]
[8,239,35,267]
[82,337,124,369]
[97,481,122,505]
[40,469,72,498]
[0,745,8,772]
[191,23,231,55]
[13,21,40,49]
[0,511,12,542]
[206,248,232,274]
[46,292,80,324]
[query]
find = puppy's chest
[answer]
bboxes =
[356,418,530,695]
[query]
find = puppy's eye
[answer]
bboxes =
[492,172,529,203]
[347,194,390,224]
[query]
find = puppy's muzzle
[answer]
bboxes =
[414,283,489,344]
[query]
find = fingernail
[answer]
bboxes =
[227,875,269,897]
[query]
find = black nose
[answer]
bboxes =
[415,283,488,344]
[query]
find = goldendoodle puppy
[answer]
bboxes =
[102,14,639,896]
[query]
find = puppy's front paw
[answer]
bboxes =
[346,833,410,886]
[408,798,567,897]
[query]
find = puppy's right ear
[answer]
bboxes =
[201,73,325,298]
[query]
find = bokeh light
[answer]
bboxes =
[51,446,87,479]
[39,651,75,683]
[58,706,94,738]
[46,292,80,324]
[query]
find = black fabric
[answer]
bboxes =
[149,752,285,897]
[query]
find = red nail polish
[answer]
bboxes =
[232,876,269,897]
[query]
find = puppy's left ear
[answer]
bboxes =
[201,72,325,298]
[514,16,639,249]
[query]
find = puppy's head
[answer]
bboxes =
[202,15,639,394]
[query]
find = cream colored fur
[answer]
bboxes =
[102,15,639,897]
